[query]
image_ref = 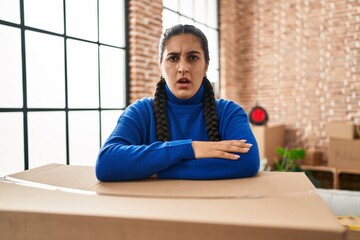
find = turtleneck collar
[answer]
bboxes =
[165,84,204,105]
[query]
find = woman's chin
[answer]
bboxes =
[174,90,195,100]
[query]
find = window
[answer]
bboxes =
[162,0,220,96]
[0,0,128,176]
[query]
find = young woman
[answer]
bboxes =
[96,24,260,181]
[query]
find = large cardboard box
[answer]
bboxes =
[326,121,357,140]
[0,164,346,240]
[328,138,360,170]
[251,124,285,166]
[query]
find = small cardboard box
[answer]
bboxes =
[325,122,357,140]
[328,138,360,170]
[303,148,323,166]
[0,164,346,240]
[251,124,285,166]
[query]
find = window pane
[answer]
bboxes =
[207,68,219,98]
[162,9,179,31]
[163,0,178,11]
[99,0,125,47]
[207,28,219,70]
[179,16,195,26]
[100,46,125,108]
[194,0,206,24]
[0,0,20,24]
[101,110,122,145]
[207,68,219,87]
[26,30,65,108]
[0,113,24,176]
[67,39,99,108]
[69,111,99,166]
[0,25,22,108]
[24,0,64,34]
[66,0,98,41]
[179,0,193,18]
[28,112,66,169]
[207,0,218,28]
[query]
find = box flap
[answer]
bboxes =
[326,121,356,140]
[7,164,315,198]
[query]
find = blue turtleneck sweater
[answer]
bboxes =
[96,84,260,181]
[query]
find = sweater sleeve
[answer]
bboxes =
[95,99,195,181]
[157,100,260,180]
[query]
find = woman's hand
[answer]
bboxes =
[191,140,252,160]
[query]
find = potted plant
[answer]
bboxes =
[274,147,322,187]
[274,147,306,172]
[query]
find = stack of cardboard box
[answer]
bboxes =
[326,121,360,170]
[251,123,285,169]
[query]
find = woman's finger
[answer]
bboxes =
[192,140,253,160]
[217,151,240,160]
[216,142,252,153]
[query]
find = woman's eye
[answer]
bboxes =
[190,55,198,61]
[168,56,178,61]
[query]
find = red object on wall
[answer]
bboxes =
[249,105,268,126]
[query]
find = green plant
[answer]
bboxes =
[273,147,322,188]
[274,147,306,172]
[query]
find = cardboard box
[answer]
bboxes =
[326,122,357,140]
[347,230,360,240]
[337,216,360,240]
[251,124,285,166]
[328,138,360,170]
[0,164,346,240]
[303,148,323,165]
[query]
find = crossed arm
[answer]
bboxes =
[96,100,260,181]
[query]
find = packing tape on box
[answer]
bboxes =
[337,216,360,231]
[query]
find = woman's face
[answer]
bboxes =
[160,34,209,100]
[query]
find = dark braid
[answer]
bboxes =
[153,77,170,142]
[203,77,220,141]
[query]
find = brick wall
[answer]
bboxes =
[219,0,360,158]
[129,0,360,160]
[128,0,163,103]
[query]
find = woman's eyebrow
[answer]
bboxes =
[166,50,201,56]
[167,52,180,56]
[187,50,201,55]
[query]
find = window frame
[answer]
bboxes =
[0,0,129,173]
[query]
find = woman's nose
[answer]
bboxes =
[178,61,189,74]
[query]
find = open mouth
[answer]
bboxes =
[177,78,190,84]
